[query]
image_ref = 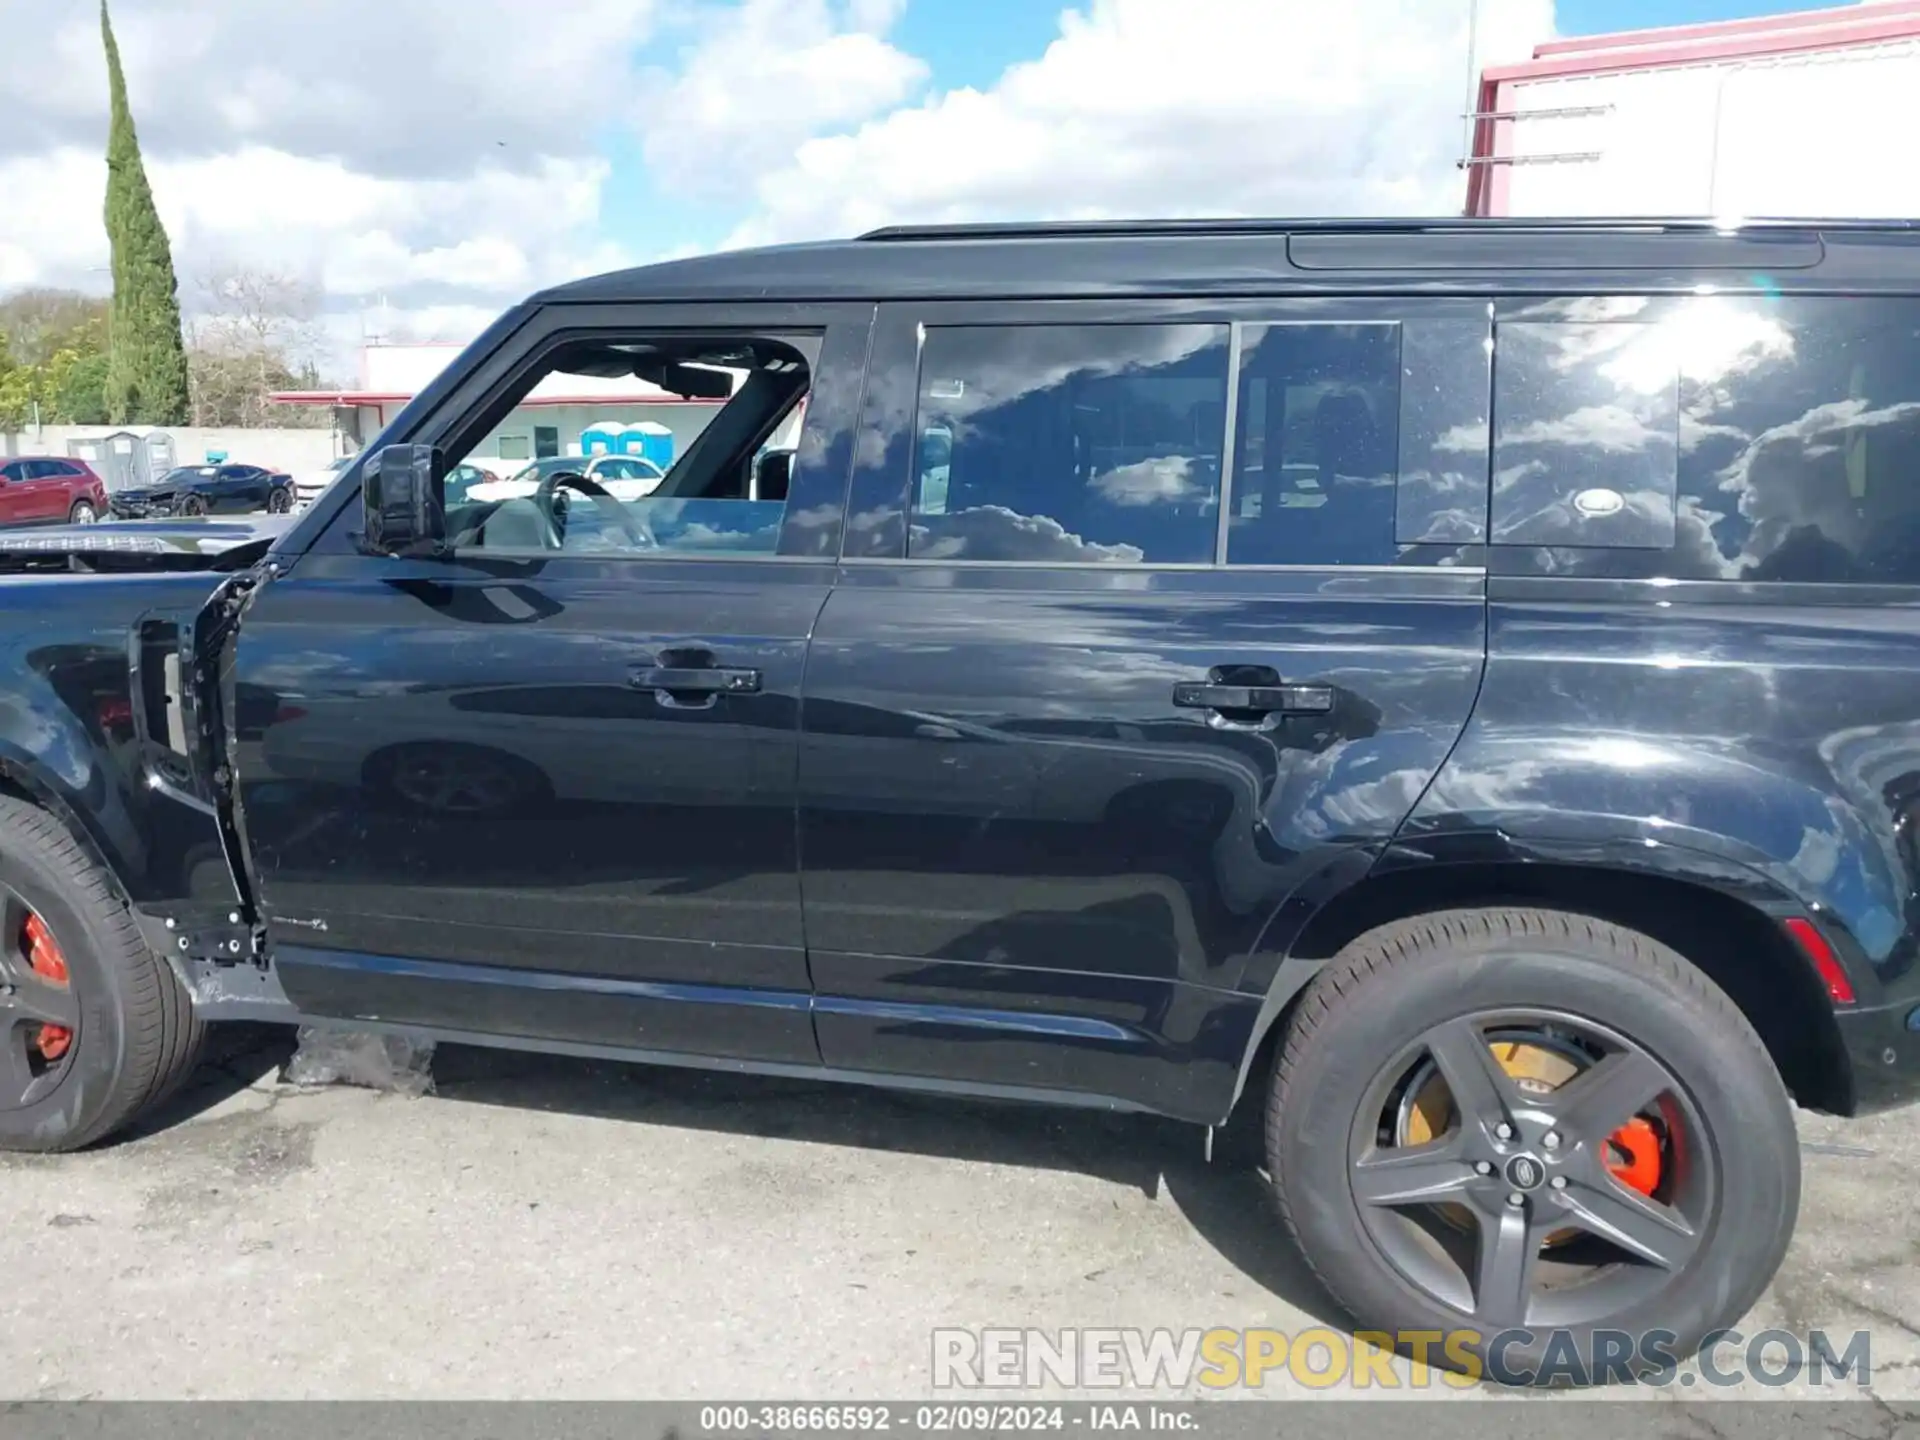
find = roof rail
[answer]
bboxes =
[856,216,1920,242]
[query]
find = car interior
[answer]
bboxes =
[445,334,815,555]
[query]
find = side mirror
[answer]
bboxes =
[361,444,446,556]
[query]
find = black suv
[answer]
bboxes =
[0,218,1916,1384]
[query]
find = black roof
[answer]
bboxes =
[538,217,1920,307]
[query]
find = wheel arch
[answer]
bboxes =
[1227,842,1855,1123]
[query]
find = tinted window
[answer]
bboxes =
[1493,297,1920,582]
[1492,320,1679,550]
[908,324,1229,564]
[1227,324,1402,565]
[0,464,21,482]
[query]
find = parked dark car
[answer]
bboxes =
[109,463,294,519]
[2,218,1920,1387]
[0,455,108,526]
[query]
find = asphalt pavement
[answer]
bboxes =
[0,1024,1915,1404]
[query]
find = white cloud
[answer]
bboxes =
[0,0,667,377]
[723,0,1556,247]
[639,0,928,198]
[0,0,661,178]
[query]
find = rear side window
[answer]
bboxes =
[1227,324,1402,565]
[908,324,1229,564]
[1493,297,1920,583]
[1492,320,1680,550]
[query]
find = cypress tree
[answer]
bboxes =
[101,0,190,425]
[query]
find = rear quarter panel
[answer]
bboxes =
[1408,581,1920,1006]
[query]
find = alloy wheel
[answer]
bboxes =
[1347,1009,1710,1332]
[0,888,80,1111]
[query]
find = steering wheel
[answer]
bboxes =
[532,470,654,550]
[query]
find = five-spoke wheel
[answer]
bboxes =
[1269,907,1800,1382]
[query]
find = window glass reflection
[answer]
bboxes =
[908,325,1229,564]
[1497,298,1920,583]
[1492,322,1680,550]
[1226,324,1402,565]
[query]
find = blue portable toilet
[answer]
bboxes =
[628,421,674,469]
[580,419,626,456]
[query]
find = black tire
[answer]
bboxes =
[1268,906,1799,1386]
[0,795,204,1151]
[177,495,207,517]
[67,500,97,525]
[267,487,292,514]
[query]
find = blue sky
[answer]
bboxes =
[1559,0,1814,29]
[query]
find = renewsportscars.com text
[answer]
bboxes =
[931,1326,1874,1390]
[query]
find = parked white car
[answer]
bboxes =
[465,455,666,505]
[294,455,354,510]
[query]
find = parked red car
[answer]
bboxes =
[0,456,108,527]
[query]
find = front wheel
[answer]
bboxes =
[1267,907,1799,1385]
[0,796,204,1151]
[177,495,207,517]
[267,487,292,514]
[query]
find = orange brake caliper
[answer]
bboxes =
[22,913,72,1061]
[1605,1116,1662,1196]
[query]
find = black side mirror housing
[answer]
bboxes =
[361,444,446,556]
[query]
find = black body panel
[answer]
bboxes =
[0,220,1914,1125]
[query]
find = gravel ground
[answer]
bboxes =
[0,1024,1914,1405]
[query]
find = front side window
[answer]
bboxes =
[444,332,818,559]
[907,324,1229,564]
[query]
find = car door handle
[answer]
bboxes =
[1171,682,1334,714]
[631,666,762,695]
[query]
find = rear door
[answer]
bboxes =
[229,301,871,1065]
[0,463,26,526]
[15,460,70,522]
[798,298,1494,1117]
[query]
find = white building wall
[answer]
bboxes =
[1499,39,1920,217]
[2,425,338,480]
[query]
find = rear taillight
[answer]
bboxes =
[1784,916,1856,1005]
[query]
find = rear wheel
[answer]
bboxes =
[67,500,97,525]
[1268,907,1799,1384]
[0,796,204,1151]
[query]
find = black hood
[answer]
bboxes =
[0,515,296,573]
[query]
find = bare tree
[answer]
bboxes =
[185,264,329,427]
